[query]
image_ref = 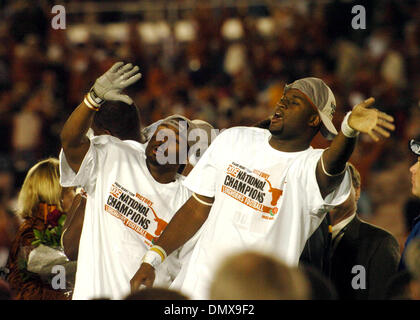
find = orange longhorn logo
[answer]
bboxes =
[264,178,283,206]
[149,207,168,237]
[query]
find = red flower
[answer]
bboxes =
[47,208,63,227]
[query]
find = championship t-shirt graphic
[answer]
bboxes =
[105,182,167,245]
[222,162,283,219]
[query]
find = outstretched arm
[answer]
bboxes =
[130,193,213,291]
[60,62,142,173]
[317,98,395,198]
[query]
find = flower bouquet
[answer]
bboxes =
[18,204,76,293]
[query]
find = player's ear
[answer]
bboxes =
[354,186,361,202]
[308,114,321,128]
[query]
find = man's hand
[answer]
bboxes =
[90,62,142,105]
[130,263,156,293]
[348,97,395,141]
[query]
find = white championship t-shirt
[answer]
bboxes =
[170,127,351,299]
[60,135,191,300]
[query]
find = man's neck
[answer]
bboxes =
[268,135,310,152]
[331,212,356,239]
[330,206,356,226]
[146,160,179,184]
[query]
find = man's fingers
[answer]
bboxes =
[369,130,380,142]
[360,97,375,108]
[123,65,140,79]
[378,119,395,131]
[109,61,124,73]
[130,277,152,293]
[131,281,143,293]
[130,275,144,292]
[119,63,134,74]
[130,281,137,293]
[373,125,391,138]
[123,73,142,87]
[118,94,134,105]
[378,112,395,123]
[144,278,154,288]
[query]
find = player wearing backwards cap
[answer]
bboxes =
[131,77,395,299]
[59,62,214,300]
[399,139,420,270]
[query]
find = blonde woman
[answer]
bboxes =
[6,158,75,300]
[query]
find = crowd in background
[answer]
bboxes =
[1,0,420,280]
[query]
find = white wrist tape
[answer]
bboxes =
[341,111,359,138]
[142,249,163,269]
[83,95,100,111]
[150,245,167,261]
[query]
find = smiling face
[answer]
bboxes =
[269,89,320,139]
[410,157,420,197]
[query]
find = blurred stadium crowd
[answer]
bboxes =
[1,0,420,267]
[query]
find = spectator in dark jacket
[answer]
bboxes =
[301,163,400,299]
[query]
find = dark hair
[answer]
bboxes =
[93,101,141,141]
[347,162,361,189]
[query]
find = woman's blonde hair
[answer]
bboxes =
[17,158,63,218]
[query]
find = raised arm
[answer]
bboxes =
[316,98,395,198]
[60,62,142,173]
[130,193,213,291]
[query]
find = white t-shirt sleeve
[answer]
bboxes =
[288,149,351,217]
[59,138,98,195]
[182,129,230,198]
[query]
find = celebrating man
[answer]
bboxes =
[131,77,395,299]
[60,62,213,299]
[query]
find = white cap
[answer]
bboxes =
[284,77,337,140]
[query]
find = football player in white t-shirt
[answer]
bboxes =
[131,77,396,299]
[61,88,146,262]
[61,109,209,261]
[59,62,212,299]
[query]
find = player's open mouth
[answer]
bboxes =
[271,111,283,122]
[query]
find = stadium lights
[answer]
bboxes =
[174,20,197,42]
[104,23,129,43]
[221,18,244,40]
[66,24,90,44]
[137,21,171,44]
[255,17,276,37]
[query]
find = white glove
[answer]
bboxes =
[86,62,142,108]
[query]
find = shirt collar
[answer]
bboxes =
[331,212,356,239]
